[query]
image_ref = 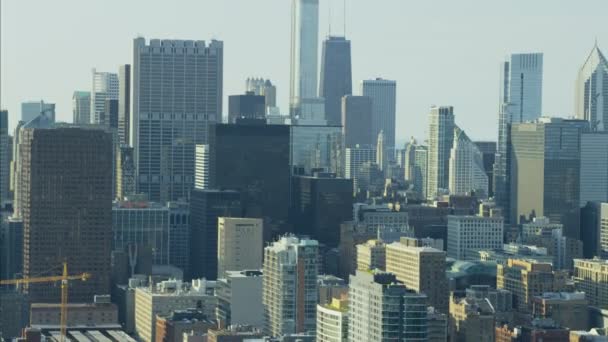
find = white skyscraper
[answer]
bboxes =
[289,0,321,120]
[376,130,385,171]
[90,69,119,125]
[494,53,543,220]
[575,43,608,131]
[361,78,397,158]
[449,125,488,198]
[428,106,455,199]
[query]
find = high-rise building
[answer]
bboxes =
[342,95,373,148]
[115,146,136,200]
[19,126,113,302]
[356,239,386,271]
[376,130,385,172]
[428,307,448,342]
[385,241,449,313]
[474,141,496,197]
[575,43,608,131]
[602,203,608,258]
[1,217,23,281]
[72,91,91,125]
[118,64,131,145]
[190,189,242,280]
[131,38,223,203]
[289,0,320,118]
[228,92,266,123]
[0,110,9,205]
[449,294,496,342]
[580,202,604,258]
[449,126,488,198]
[573,258,608,309]
[91,68,119,125]
[290,173,353,247]
[494,53,543,223]
[345,146,376,192]
[21,101,55,123]
[320,36,352,126]
[580,132,608,206]
[447,215,504,261]
[263,235,318,336]
[246,77,277,112]
[413,145,429,199]
[104,98,119,129]
[217,217,263,278]
[348,270,428,341]
[428,106,455,199]
[361,78,397,158]
[216,270,264,328]
[316,297,349,342]
[210,123,290,231]
[290,124,344,176]
[497,258,567,312]
[510,118,588,239]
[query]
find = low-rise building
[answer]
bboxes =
[355,239,386,271]
[532,292,588,330]
[155,309,214,342]
[447,215,503,260]
[316,297,348,342]
[30,295,118,328]
[216,270,264,328]
[573,258,608,309]
[449,294,495,342]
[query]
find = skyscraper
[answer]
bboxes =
[290,124,344,175]
[449,126,489,198]
[217,217,263,278]
[91,68,119,125]
[413,145,429,199]
[428,106,455,199]
[494,53,543,222]
[0,110,9,205]
[131,38,223,203]
[72,91,91,125]
[579,132,608,206]
[263,235,318,336]
[246,77,277,112]
[228,91,266,123]
[118,64,131,146]
[575,43,608,131]
[21,101,55,123]
[319,36,352,126]
[361,78,397,158]
[474,141,496,197]
[19,126,113,302]
[342,95,373,148]
[290,0,320,118]
[376,130,385,172]
[510,118,588,239]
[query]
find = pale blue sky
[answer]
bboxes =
[1,0,606,144]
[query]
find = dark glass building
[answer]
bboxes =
[190,189,242,280]
[228,91,266,123]
[474,141,496,197]
[510,118,589,239]
[118,64,130,146]
[104,98,119,129]
[290,172,353,247]
[19,127,113,302]
[210,122,291,234]
[320,36,352,126]
[342,95,373,148]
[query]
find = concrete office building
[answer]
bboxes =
[497,258,567,312]
[216,270,264,328]
[361,78,397,159]
[194,144,210,190]
[19,126,113,303]
[190,189,242,280]
[428,307,448,342]
[91,68,119,125]
[449,126,489,198]
[449,294,495,342]
[262,236,318,336]
[316,297,348,342]
[320,36,352,126]
[428,106,455,199]
[349,270,428,341]
[21,100,55,123]
[573,258,608,309]
[510,118,589,239]
[580,132,608,206]
[131,38,223,203]
[289,0,320,119]
[532,292,589,331]
[494,53,543,224]
[317,275,348,305]
[30,297,118,327]
[72,91,91,125]
[118,64,131,145]
[217,217,263,278]
[134,279,216,342]
[342,95,373,148]
[385,241,449,313]
[575,43,608,131]
[356,239,386,271]
[155,309,214,342]
[447,215,504,260]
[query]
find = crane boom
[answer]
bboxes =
[0,273,89,285]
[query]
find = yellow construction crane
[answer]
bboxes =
[0,262,90,342]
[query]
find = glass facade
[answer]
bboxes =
[290,125,343,175]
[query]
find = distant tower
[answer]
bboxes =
[246,78,278,113]
[427,106,455,199]
[118,64,131,145]
[575,43,608,131]
[494,53,543,222]
[376,130,385,171]
[90,69,119,125]
[320,36,352,126]
[0,110,8,205]
[290,0,320,119]
[72,91,91,125]
[449,126,489,198]
[361,79,397,160]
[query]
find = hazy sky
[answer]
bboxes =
[1,0,606,144]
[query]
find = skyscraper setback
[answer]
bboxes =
[320,36,352,126]
[19,126,113,303]
[131,37,223,203]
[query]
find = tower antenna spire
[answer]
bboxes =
[328,0,332,36]
[343,0,347,36]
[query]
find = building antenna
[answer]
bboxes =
[328,0,332,36]
[343,0,347,37]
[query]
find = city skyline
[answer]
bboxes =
[1,0,606,142]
